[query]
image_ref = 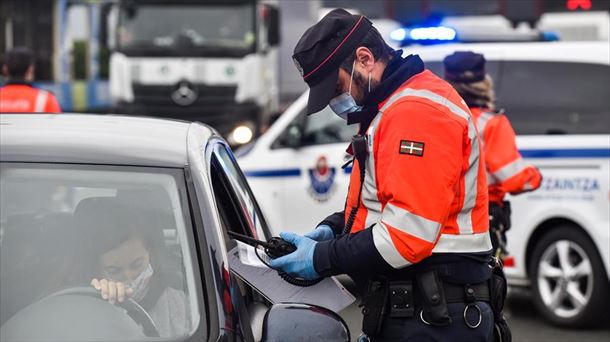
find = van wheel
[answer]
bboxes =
[530,226,610,327]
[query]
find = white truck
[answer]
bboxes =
[108,0,280,145]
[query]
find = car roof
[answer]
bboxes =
[405,41,610,65]
[0,114,214,167]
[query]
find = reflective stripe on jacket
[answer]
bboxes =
[471,107,542,204]
[343,70,491,269]
[0,84,61,113]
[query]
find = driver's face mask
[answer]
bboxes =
[128,263,154,302]
[329,61,371,120]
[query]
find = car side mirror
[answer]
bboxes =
[261,303,349,342]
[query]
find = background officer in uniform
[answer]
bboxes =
[1,47,61,113]
[444,51,542,258]
[271,9,502,341]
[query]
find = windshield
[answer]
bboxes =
[118,3,255,56]
[0,164,201,341]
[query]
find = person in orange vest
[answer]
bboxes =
[268,10,510,341]
[444,51,542,259]
[1,47,61,113]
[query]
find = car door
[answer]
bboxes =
[264,106,356,236]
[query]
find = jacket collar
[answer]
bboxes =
[3,79,33,87]
[347,50,425,134]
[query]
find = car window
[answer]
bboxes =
[0,163,201,341]
[496,61,610,135]
[210,143,271,242]
[302,106,358,146]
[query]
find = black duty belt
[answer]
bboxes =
[441,281,490,304]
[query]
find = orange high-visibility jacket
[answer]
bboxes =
[0,84,61,113]
[471,107,542,204]
[344,70,491,268]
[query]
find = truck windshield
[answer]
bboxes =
[118,3,255,57]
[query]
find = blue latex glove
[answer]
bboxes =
[304,224,335,242]
[270,232,319,280]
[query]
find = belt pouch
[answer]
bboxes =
[389,281,414,318]
[415,270,451,326]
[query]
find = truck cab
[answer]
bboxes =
[108,0,280,145]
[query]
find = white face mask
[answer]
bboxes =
[328,61,371,120]
[127,263,154,302]
[329,93,361,120]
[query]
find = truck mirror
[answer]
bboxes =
[100,3,111,49]
[266,5,280,47]
[262,303,349,342]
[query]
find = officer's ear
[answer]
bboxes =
[354,47,375,72]
[25,64,35,82]
[1,64,7,77]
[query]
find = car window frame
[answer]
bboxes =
[0,162,209,341]
[207,139,272,241]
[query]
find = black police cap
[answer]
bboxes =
[443,51,486,83]
[292,9,372,115]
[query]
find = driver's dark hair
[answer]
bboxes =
[339,27,394,73]
[74,197,163,280]
[2,47,35,79]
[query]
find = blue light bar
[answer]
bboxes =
[390,26,457,43]
[390,28,408,41]
[410,26,457,41]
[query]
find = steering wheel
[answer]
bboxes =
[44,286,160,337]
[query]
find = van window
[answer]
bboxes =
[496,61,610,135]
[301,106,357,146]
[273,106,356,149]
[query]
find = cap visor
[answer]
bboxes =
[306,68,339,115]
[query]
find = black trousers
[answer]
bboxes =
[360,301,494,342]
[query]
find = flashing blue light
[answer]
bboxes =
[390,28,408,42]
[541,31,560,42]
[409,26,457,41]
[390,26,457,43]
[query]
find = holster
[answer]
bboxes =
[361,277,389,336]
[488,258,512,342]
[415,270,451,326]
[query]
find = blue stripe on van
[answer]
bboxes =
[242,148,609,178]
[243,169,301,177]
[520,148,610,158]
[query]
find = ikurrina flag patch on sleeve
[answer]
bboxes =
[399,140,425,157]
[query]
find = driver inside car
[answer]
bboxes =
[74,197,191,338]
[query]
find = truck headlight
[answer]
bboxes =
[231,124,254,145]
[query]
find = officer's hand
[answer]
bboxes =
[91,278,133,304]
[304,224,335,242]
[270,232,319,280]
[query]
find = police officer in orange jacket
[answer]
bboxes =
[444,51,542,258]
[270,10,510,341]
[1,47,61,113]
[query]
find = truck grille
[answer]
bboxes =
[132,83,237,108]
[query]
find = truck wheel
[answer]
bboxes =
[530,226,610,327]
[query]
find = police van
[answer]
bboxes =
[237,40,610,327]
